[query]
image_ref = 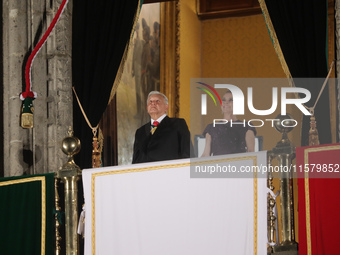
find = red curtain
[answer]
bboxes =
[297,144,340,255]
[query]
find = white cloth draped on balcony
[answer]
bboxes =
[82,152,267,255]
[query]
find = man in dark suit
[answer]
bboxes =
[132,91,192,164]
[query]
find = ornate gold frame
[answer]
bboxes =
[160,1,180,117]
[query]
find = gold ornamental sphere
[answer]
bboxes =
[61,127,81,157]
[273,114,295,134]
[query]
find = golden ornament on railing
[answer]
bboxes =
[268,114,298,253]
[56,126,82,255]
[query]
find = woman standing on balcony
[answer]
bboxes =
[201,91,256,157]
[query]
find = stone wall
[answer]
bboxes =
[2,0,72,176]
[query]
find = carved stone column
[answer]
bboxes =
[45,0,73,172]
[3,0,30,176]
[2,0,72,176]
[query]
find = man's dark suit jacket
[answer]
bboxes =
[132,116,192,164]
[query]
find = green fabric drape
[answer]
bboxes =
[0,173,55,255]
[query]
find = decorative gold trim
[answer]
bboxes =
[304,145,340,255]
[175,1,180,117]
[258,0,294,86]
[197,7,262,20]
[0,176,46,255]
[54,177,62,255]
[90,156,259,255]
[160,1,180,117]
[304,169,312,255]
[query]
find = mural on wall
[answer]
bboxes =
[117,3,161,165]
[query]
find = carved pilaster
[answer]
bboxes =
[3,0,30,176]
[46,0,73,172]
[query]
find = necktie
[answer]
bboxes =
[151,121,159,135]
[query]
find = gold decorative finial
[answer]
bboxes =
[273,114,295,149]
[67,126,74,137]
[58,126,81,174]
[61,127,81,160]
